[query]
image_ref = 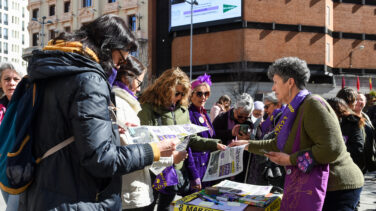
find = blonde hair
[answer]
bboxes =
[139,67,191,108]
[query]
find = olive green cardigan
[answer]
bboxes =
[248,95,364,191]
[138,103,220,169]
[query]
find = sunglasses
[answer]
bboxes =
[175,91,185,97]
[264,103,272,109]
[238,115,251,120]
[194,91,210,98]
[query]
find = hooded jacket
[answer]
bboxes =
[19,50,155,211]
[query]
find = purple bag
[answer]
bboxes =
[281,99,329,211]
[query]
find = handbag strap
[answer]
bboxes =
[36,136,74,163]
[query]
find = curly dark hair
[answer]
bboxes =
[336,87,357,106]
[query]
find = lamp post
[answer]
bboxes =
[32,16,53,48]
[185,0,198,81]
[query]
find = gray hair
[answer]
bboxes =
[235,93,254,113]
[263,92,278,104]
[0,62,26,79]
[267,57,310,90]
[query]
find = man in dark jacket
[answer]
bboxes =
[19,15,175,211]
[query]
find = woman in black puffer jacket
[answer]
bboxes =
[19,15,175,211]
[327,97,366,173]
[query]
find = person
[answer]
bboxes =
[19,14,177,211]
[260,92,285,138]
[0,63,24,124]
[112,56,181,211]
[250,101,264,139]
[212,93,253,146]
[0,62,25,211]
[185,74,226,193]
[247,93,286,189]
[230,57,364,211]
[212,93,253,182]
[336,87,358,111]
[210,95,231,122]
[327,97,367,173]
[138,67,223,211]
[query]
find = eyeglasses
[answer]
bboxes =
[117,50,128,66]
[175,91,185,97]
[194,91,210,98]
[237,115,251,120]
[135,78,143,88]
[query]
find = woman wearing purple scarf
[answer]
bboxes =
[231,57,364,211]
[186,74,226,192]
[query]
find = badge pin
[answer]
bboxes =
[199,116,205,124]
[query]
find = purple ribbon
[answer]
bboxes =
[113,80,137,99]
[152,166,179,194]
[260,105,286,137]
[275,90,310,151]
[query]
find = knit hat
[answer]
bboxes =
[254,101,264,111]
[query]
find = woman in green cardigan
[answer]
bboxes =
[230,57,363,211]
[138,67,226,211]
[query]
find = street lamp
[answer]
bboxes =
[185,0,198,81]
[32,16,53,48]
[349,45,365,69]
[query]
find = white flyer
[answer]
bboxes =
[202,145,245,182]
[214,180,273,196]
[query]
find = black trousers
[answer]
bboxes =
[322,187,362,211]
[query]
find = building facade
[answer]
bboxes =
[25,0,148,66]
[151,0,376,104]
[0,0,29,71]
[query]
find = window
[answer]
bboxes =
[22,7,25,18]
[4,0,8,11]
[326,6,331,26]
[32,9,39,19]
[108,0,116,3]
[64,1,70,13]
[326,43,330,63]
[4,42,8,54]
[0,12,2,23]
[83,0,92,7]
[0,0,2,9]
[3,28,8,40]
[4,14,8,25]
[22,34,24,45]
[0,27,2,38]
[32,33,39,46]
[3,57,7,61]
[64,26,71,33]
[22,21,24,31]
[49,30,55,40]
[49,5,55,16]
[0,42,1,53]
[128,15,137,32]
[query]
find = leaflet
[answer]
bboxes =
[202,146,245,182]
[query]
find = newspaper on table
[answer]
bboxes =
[202,145,245,182]
[214,180,273,196]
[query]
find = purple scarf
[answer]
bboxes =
[188,105,215,138]
[152,166,179,194]
[275,90,310,151]
[108,68,118,86]
[113,80,137,99]
[260,105,286,137]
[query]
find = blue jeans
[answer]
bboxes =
[1,190,20,211]
[322,187,362,211]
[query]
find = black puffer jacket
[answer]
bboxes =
[19,50,154,211]
[340,114,366,173]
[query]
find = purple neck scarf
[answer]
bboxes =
[275,90,310,151]
[113,80,137,99]
[108,68,118,86]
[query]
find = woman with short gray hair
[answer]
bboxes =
[231,57,363,211]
